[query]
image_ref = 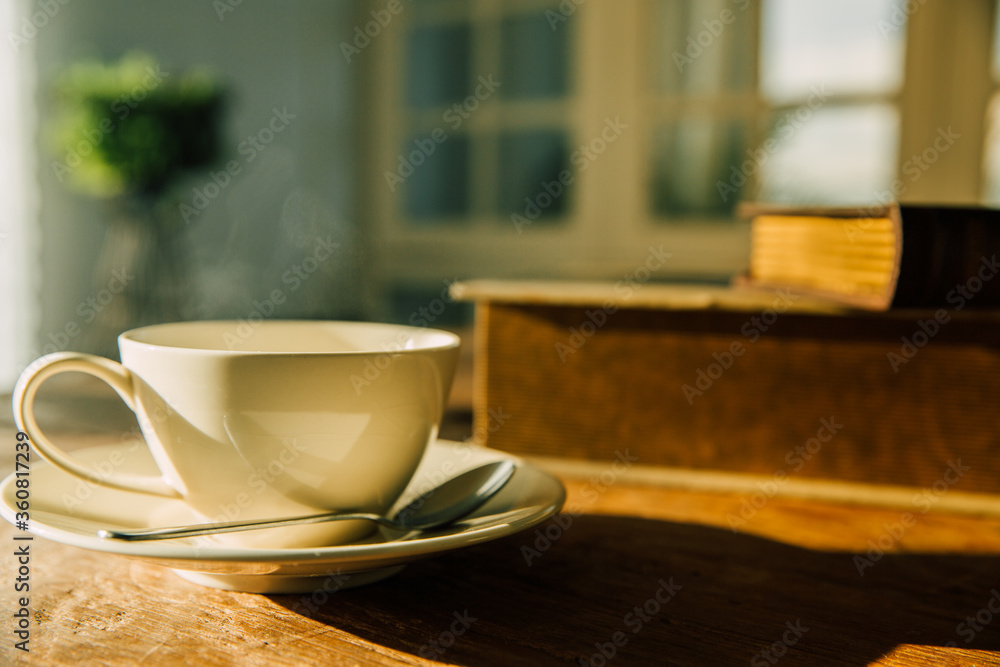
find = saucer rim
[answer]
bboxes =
[0,439,565,564]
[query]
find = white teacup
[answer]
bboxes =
[13,320,460,548]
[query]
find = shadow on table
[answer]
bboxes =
[269,514,1000,666]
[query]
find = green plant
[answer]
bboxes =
[49,52,224,199]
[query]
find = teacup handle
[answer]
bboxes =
[13,352,179,498]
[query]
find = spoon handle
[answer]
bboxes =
[98,511,387,541]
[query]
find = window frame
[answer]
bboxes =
[358,0,999,322]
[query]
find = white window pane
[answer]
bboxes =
[757,103,899,204]
[761,0,906,103]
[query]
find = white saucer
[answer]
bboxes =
[0,439,564,593]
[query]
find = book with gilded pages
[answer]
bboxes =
[739,202,1000,310]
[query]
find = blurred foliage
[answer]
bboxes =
[49,52,224,199]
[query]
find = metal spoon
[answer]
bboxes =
[97,460,516,542]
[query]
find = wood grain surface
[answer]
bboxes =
[3,382,1000,665]
[4,445,1000,665]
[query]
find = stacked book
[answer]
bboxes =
[452,203,1000,497]
[739,202,1000,310]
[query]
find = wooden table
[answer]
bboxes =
[3,387,1000,665]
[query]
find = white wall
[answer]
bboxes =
[21,0,361,369]
[0,0,40,389]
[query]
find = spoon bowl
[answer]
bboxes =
[98,460,517,542]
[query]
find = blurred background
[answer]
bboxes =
[1,0,999,396]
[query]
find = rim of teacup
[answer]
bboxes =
[118,320,461,356]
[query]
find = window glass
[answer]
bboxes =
[406,23,472,109]
[757,104,899,204]
[760,0,906,104]
[388,284,473,326]
[754,0,905,204]
[649,0,756,218]
[500,11,570,100]
[651,117,748,217]
[403,134,471,219]
[498,129,570,219]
